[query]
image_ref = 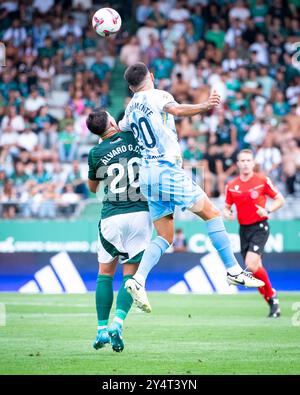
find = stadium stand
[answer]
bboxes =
[0,0,299,220]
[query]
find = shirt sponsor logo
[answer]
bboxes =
[250,190,259,199]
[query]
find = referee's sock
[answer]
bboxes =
[253,266,275,301]
[206,216,242,275]
[133,236,170,287]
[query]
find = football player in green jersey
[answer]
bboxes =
[87,108,152,352]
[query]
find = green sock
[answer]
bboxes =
[95,274,113,328]
[114,275,134,326]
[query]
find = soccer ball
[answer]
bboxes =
[92,8,122,37]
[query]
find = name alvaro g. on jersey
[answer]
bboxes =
[97,143,140,167]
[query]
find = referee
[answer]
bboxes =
[224,149,285,318]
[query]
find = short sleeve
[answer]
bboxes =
[157,90,177,112]
[88,149,97,180]
[264,177,279,199]
[118,112,131,132]
[225,184,233,206]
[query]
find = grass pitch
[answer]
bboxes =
[0,292,299,375]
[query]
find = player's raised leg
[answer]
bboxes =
[93,258,118,350]
[245,251,280,317]
[125,215,173,313]
[189,195,265,288]
[108,261,139,352]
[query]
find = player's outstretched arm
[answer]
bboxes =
[163,90,221,117]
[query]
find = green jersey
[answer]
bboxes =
[88,131,148,219]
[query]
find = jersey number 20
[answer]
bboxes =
[107,157,139,194]
[130,117,156,148]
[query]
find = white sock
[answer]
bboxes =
[227,264,243,276]
[97,325,108,330]
[133,273,146,287]
[113,317,123,327]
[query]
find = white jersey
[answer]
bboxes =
[118,89,182,166]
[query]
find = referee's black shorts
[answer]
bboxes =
[239,220,270,260]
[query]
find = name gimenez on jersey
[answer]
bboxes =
[101,144,140,165]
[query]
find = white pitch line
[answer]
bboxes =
[3,302,92,307]
[7,313,95,317]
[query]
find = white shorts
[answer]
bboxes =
[97,211,152,264]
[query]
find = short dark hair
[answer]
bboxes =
[86,108,108,136]
[124,62,149,88]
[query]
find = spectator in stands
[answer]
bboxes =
[50,161,66,194]
[91,52,111,82]
[171,52,197,87]
[136,0,153,26]
[1,106,25,133]
[255,132,282,180]
[3,19,27,47]
[136,18,159,52]
[58,32,81,70]
[59,183,80,215]
[0,179,18,219]
[171,72,190,103]
[31,16,51,49]
[229,0,250,22]
[33,161,51,185]
[18,127,39,154]
[35,57,55,95]
[66,160,88,199]
[38,183,57,218]
[120,36,142,67]
[216,144,238,196]
[204,22,225,50]
[11,160,29,192]
[68,89,85,116]
[173,228,188,252]
[272,90,290,117]
[24,86,47,120]
[281,138,300,195]
[37,122,59,162]
[221,49,245,72]
[58,122,78,162]
[143,34,161,67]
[211,113,237,148]
[150,47,174,88]
[0,120,19,157]
[59,15,82,39]
[203,144,222,197]
[59,106,75,131]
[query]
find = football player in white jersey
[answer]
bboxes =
[119,62,264,312]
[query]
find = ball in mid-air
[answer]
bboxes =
[92,7,121,37]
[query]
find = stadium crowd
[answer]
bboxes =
[0,0,300,219]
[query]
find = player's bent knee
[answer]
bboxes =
[189,196,205,213]
[98,259,117,276]
[189,196,221,221]
[157,232,173,245]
